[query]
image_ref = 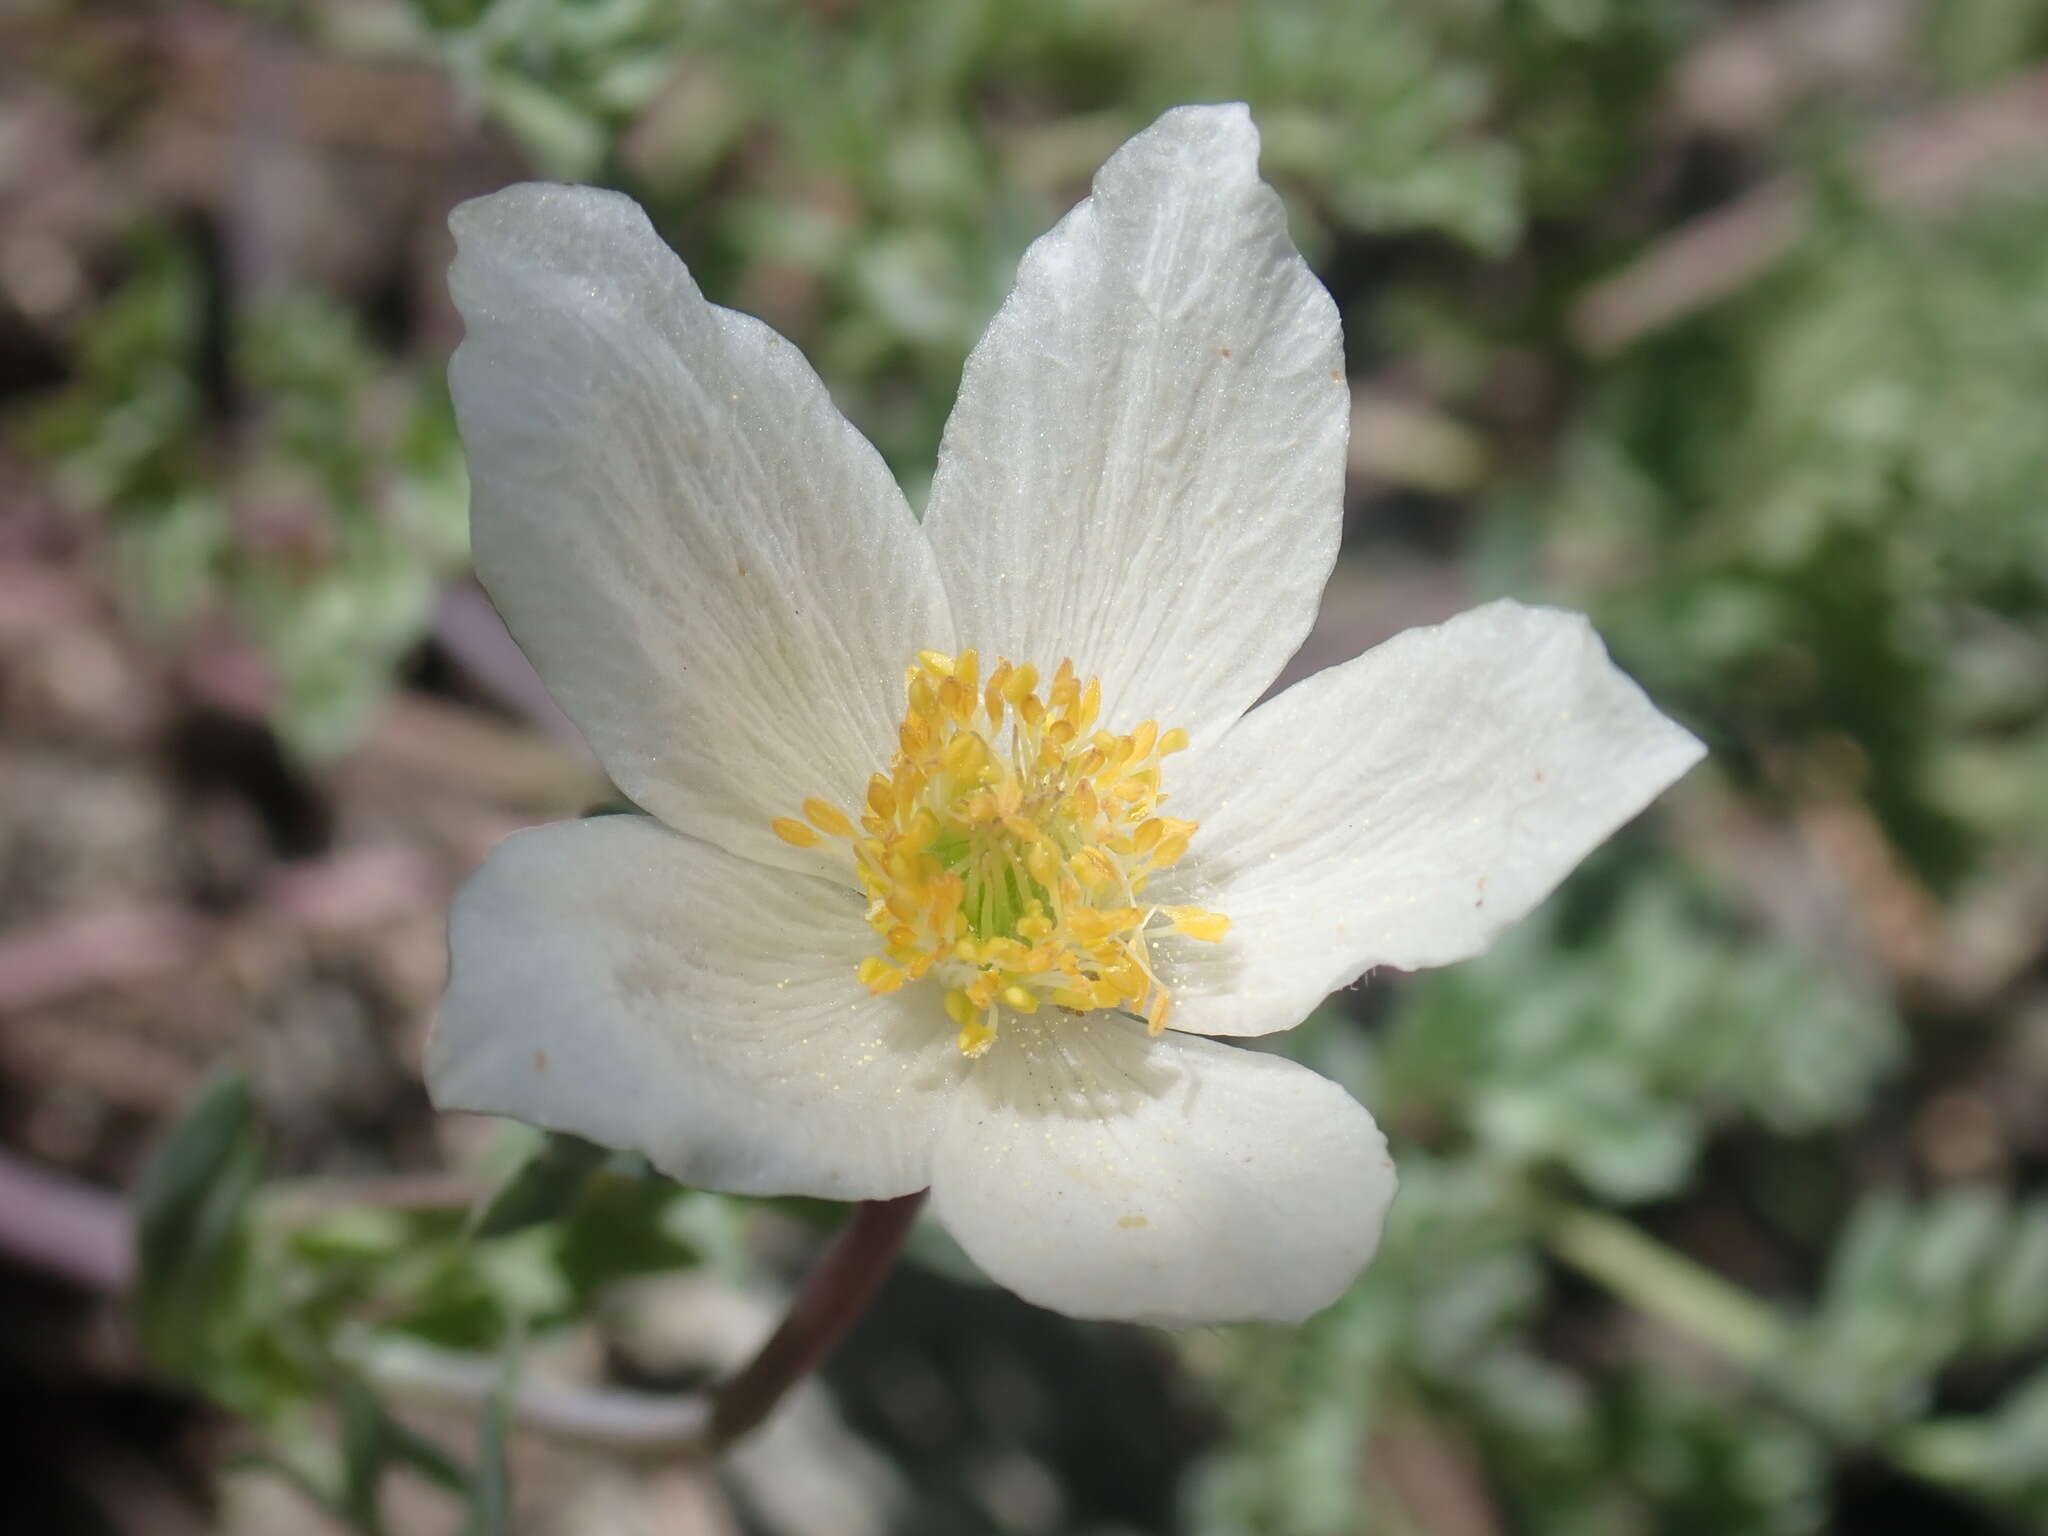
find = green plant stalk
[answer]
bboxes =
[1544,1204,1791,1370]
[1545,1204,2045,1514]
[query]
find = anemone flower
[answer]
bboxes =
[428,103,1703,1327]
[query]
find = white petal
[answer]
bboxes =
[449,185,952,878]
[1155,601,1705,1037]
[921,104,1347,746]
[930,1014,1394,1325]
[427,815,961,1199]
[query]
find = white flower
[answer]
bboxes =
[427,104,1703,1327]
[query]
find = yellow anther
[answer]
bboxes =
[776,648,1225,1057]
[1167,907,1230,942]
[1050,665,1079,713]
[1003,663,1038,706]
[803,798,854,838]
[1070,846,1119,889]
[1150,832,1191,867]
[1145,990,1172,1035]
[772,817,820,848]
[1067,906,1137,942]
[1157,727,1190,755]
[942,731,985,778]
[867,775,895,818]
[857,957,904,994]
[982,938,1030,969]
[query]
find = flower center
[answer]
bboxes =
[773,650,1228,1058]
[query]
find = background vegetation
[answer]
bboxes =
[4,1,2047,1532]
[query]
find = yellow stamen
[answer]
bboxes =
[1145,990,1172,1036]
[856,956,904,993]
[803,798,854,838]
[775,651,1223,1056]
[1167,906,1231,943]
[772,817,820,848]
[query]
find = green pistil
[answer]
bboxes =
[943,831,1050,945]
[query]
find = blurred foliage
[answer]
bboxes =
[382,0,1702,481]
[135,1081,749,1528]
[24,230,469,757]
[1381,865,1901,1203]
[1542,181,2048,888]
[13,0,2047,1530]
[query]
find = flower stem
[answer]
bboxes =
[705,1189,926,1451]
[1543,1203,1790,1371]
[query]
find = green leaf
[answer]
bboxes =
[467,1340,521,1536]
[555,1164,695,1300]
[338,1375,392,1536]
[469,1133,610,1239]
[131,1070,266,1379]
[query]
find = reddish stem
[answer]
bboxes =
[706,1190,926,1450]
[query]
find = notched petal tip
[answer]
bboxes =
[445,181,692,332]
[447,180,643,249]
[1147,98,1255,143]
[1100,101,1263,205]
